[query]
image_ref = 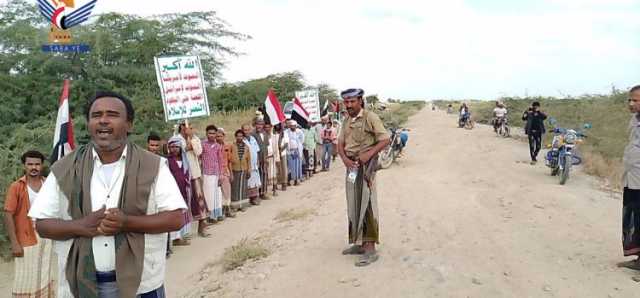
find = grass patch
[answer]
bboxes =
[219,238,270,272]
[274,208,316,223]
[378,101,426,128]
[581,150,624,190]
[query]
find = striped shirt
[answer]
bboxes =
[201,140,223,176]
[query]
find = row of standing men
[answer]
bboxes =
[4,88,386,297]
[150,116,342,250]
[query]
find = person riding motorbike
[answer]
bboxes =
[459,103,471,127]
[492,101,508,132]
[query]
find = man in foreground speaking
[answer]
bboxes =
[29,91,186,297]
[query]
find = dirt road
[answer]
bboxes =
[0,106,635,297]
[161,107,638,298]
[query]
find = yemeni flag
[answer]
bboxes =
[51,79,76,164]
[291,97,310,129]
[332,100,341,113]
[263,89,286,125]
[320,99,329,117]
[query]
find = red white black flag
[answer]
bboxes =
[51,79,76,163]
[291,97,310,129]
[263,89,286,125]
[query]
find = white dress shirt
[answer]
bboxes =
[28,147,187,295]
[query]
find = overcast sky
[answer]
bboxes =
[27,0,640,99]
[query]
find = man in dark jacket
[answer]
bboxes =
[522,101,547,165]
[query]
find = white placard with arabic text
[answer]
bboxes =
[295,89,320,122]
[154,55,210,122]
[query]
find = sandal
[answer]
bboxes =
[198,231,211,238]
[355,251,379,267]
[342,245,365,255]
[173,239,191,246]
[618,260,640,271]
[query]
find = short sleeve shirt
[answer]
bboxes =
[338,109,389,157]
[201,140,223,176]
[4,176,41,247]
[494,107,507,118]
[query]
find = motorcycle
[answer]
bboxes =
[458,112,474,129]
[379,128,403,169]
[544,119,589,185]
[495,116,510,137]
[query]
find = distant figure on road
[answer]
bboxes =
[621,85,640,269]
[320,121,337,170]
[492,101,508,132]
[337,88,390,267]
[522,102,547,165]
[458,103,471,128]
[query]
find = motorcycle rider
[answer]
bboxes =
[522,102,547,165]
[459,103,471,127]
[493,101,508,132]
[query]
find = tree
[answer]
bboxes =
[208,71,308,111]
[366,94,380,105]
[316,83,339,110]
[0,0,249,258]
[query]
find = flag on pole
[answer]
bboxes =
[263,89,286,125]
[332,100,341,113]
[51,79,75,164]
[320,99,329,117]
[291,97,310,129]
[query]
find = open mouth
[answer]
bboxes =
[96,128,113,137]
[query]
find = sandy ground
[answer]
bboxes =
[1,106,638,297]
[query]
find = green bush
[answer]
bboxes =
[379,101,426,128]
